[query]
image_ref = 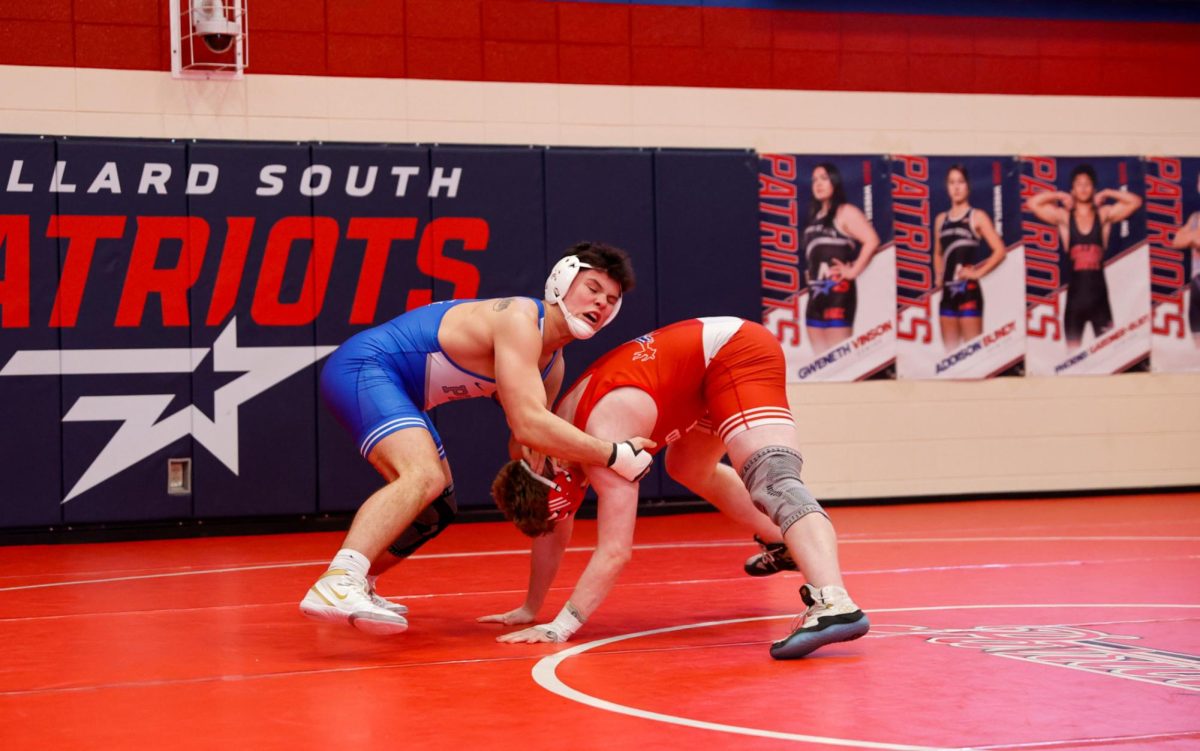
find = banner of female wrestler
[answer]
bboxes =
[759,154,896,382]
[1020,156,1149,376]
[893,155,1025,379]
[1146,157,1200,373]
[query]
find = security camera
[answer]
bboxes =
[191,0,239,54]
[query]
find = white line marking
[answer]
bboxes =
[973,730,1200,750]
[1,537,1197,593]
[0,347,210,375]
[0,653,543,698]
[533,604,1200,751]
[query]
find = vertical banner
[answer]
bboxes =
[312,144,432,512]
[0,137,64,526]
[759,154,895,381]
[429,146,546,509]
[545,148,656,387]
[655,148,759,500]
[1021,156,1149,376]
[186,141,321,518]
[54,139,196,524]
[894,156,1025,379]
[1146,156,1200,373]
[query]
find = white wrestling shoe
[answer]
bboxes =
[299,568,409,635]
[769,583,869,660]
[366,583,409,615]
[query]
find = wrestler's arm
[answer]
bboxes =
[1171,212,1200,249]
[508,354,567,468]
[1097,188,1142,225]
[493,303,648,468]
[1026,190,1069,227]
[965,210,1007,279]
[836,204,881,281]
[932,212,946,288]
[478,515,575,627]
[497,466,638,643]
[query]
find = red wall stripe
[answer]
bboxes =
[0,1,1196,98]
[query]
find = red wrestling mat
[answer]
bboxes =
[0,492,1197,751]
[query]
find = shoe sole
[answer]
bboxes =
[299,600,409,635]
[349,612,409,635]
[375,600,409,615]
[743,565,798,577]
[769,614,870,660]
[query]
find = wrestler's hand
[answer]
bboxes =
[959,265,981,281]
[1059,191,1075,210]
[520,444,550,475]
[829,258,857,282]
[497,624,566,644]
[477,605,537,626]
[608,438,657,482]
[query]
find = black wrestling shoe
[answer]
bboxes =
[769,583,870,660]
[744,535,799,577]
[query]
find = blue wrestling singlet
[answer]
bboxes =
[320,298,559,459]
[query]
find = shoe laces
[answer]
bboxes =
[789,584,834,630]
[367,586,392,609]
[753,536,786,568]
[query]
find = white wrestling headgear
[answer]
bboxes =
[544,254,623,339]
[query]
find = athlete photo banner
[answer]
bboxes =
[759,154,896,382]
[893,155,1025,379]
[1020,156,1149,376]
[1146,156,1200,373]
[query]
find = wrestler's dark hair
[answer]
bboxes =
[808,162,848,229]
[561,242,635,295]
[1070,164,1097,188]
[492,460,555,538]
[946,163,970,191]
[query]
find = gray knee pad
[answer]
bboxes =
[387,483,457,559]
[739,446,827,535]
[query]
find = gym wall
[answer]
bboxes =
[0,1,1198,528]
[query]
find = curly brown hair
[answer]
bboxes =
[562,242,635,295]
[491,460,556,538]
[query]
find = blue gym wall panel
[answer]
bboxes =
[312,143,433,513]
[54,139,195,523]
[0,136,64,526]
[654,148,760,498]
[185,141,319,518]
[429,146,547,510]
[654,149,760,323]
[543,147,662,497]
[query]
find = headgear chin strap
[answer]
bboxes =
[518,460,586,521]
[544,255,622,340]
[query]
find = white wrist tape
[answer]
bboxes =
[607,441,653,482]
[535,603,586,642]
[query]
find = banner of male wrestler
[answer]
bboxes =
[1146,157,1200,373]
[1020,156,1149,376]
[759,154,896,382]
[893,155,1025,379]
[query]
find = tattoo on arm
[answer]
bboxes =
[493,298,514,311]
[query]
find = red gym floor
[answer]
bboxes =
[1,492,1198,751]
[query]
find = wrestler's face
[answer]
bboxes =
[565,269,621,329]
[946,169,969,203]
[1071,173,1095,203]
[811,167,833,202]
